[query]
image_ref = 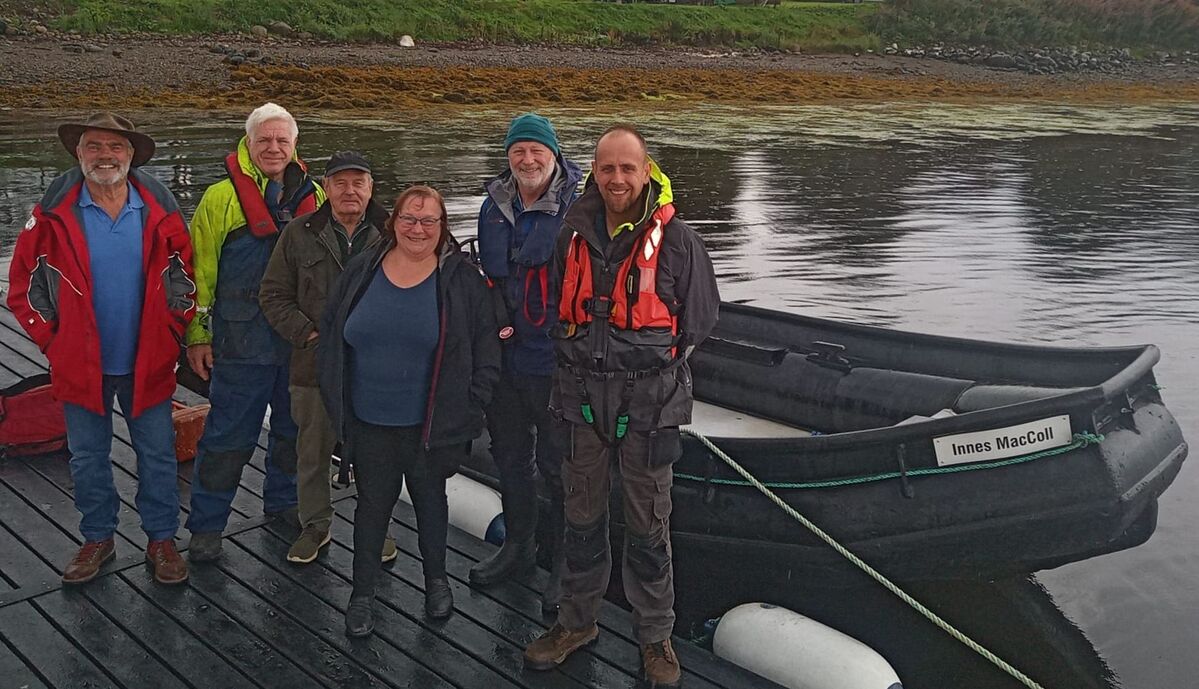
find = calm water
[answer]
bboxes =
[1,103,1196,689]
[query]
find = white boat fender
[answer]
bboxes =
[399,474,506,545]
[712,603,902,689]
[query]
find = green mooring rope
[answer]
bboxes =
[675,431,1104,490]
[679,427,1105,689]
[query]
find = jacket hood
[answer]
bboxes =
[40,167,178,215]
[484,152,583,224]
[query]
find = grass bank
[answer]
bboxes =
[870,0,1199,52]
[10,0,879,52]
[4,0,1196,53]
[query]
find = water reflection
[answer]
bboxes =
[0,103,1196,689]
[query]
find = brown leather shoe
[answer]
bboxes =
[523,622,599,670]
[146,539,189,585]
[641,639,682,688]
[62,539,116,585]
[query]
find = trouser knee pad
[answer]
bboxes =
[564,517,608,574]
[625,531,670,582]
[199,447,255,492]
[269,433,299,475]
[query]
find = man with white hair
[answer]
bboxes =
[8,112,196,585]
[185,102,325,562]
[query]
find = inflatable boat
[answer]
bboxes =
[466,303,1188,580]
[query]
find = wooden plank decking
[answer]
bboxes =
[0,300,780,689]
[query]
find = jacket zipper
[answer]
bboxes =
[421,281,449,450]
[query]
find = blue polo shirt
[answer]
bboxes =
[78,183,145,376]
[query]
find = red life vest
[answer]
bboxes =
[560,203,678,341]
[224,152,317,238]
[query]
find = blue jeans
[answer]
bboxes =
[63,375,180,543]
[186,361,298,534]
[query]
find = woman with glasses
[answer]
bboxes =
[318,185,501,636]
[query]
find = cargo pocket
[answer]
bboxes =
[652,476,672,529]
[647,427,683,468]
[564,468,592,526]
[297,256,327,304]
[564,516,607,574]
[212,298,269,359]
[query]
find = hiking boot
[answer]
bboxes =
[188,532,223,563]
[424,577,453,619]
[523,622,599,670]
[345,597,375,638]
[146,539,189,585]
[469,536,536,586]
[62,539,115,585]
[287,526,331,564]
[266,506,301,529]
[641,639,682,688]
[381,537,398,563]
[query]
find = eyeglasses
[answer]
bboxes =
[396,214,441,228]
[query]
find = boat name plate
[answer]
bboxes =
[932,415,1073,466]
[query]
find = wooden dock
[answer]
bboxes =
[0,301,779,689]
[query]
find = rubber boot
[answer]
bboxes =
[470,477,538,586]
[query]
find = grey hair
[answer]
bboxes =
[245,102,298,140]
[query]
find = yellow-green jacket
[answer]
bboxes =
[186,137,325,358]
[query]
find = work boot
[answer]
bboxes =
[146,539,189,585]
[62,539,116,585]
[424,576,454,619]
[287,526,331,564]
[523,622,599,670]
[188,532,223,563]
[641,639,682,688]
[345,596,375,638]
[470,477,538,585]
[381,537,398,563]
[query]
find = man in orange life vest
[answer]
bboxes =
[183,103,325,562]
[524,124,719,688]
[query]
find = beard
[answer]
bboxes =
[84,160,130,187]
[600,186,642,217]
[513,163,555,195]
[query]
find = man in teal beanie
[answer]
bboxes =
[504,113,561,156]
[471,113,582,615]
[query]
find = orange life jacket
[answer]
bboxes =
[560,203,678,339]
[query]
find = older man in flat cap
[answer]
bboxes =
[8,113,198,586]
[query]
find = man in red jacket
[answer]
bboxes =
[7,112,197,586]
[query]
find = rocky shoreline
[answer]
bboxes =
[882,43,1198,76]
[1,31,1197,111]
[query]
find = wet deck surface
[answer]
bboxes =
[0,302,778,689]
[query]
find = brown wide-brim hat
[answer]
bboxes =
[57,112,156,167]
